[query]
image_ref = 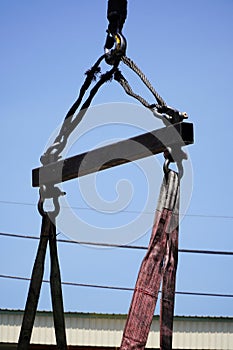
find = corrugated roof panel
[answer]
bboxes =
[1,311,233,349]
[70,315,123,347]
[32,314,55,345]
[144,318,160,348]
[172,319,233,350]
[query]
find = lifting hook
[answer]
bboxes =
[104,31,127,65]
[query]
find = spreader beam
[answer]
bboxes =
[32,122,194,187]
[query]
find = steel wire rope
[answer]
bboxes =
[41,55,118,164]
[114,69,152,109]
[121,56,167,107]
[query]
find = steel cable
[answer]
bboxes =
[122,56,167,107]
[41,56,117,164]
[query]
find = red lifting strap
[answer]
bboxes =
[120,170,180,350]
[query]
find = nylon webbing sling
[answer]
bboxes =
[18,212,67,350]
[120,170,180,350]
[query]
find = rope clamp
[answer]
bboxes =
[104,32,127,65]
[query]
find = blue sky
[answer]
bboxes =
[1,0,233,317]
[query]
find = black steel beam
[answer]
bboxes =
[32,122,194,187]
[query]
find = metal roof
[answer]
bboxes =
[1,310,233,349]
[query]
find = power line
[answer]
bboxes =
[178,248,233,256]
[0,273,232,299]
[0,274,132,292]
[1,200,233,220]
[1,231,233,256]
[0,200,35,207]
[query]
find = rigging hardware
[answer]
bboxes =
[20,1,194,349]
[105,32,127,65]
[105,0,127,65]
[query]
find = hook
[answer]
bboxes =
[104,32,127,65]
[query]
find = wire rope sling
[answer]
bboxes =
[18,1,194,350]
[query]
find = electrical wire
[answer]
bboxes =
[1,200,233,219]
[0,273,232,298]
[1,231,233,256]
